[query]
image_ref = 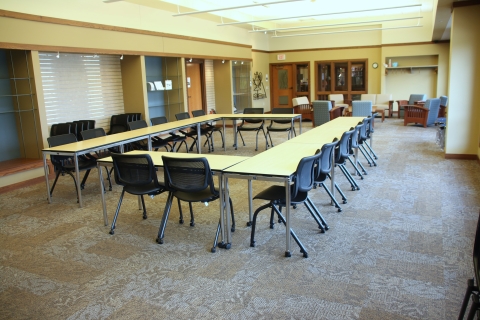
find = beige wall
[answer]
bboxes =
[251,51,271,111]
[446,5,480,156]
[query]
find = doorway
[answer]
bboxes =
[185,60,206,115]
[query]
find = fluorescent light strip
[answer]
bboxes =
[173,0,305,17]
[271,25,422,38]
[249,16,423,33]
[218,4,422,26]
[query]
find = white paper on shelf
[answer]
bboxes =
[154,81,164,90]
[147,82,156,91]
[165,80,172,90]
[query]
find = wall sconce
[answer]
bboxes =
[241,61,244,64]
[234,61,237,64]
[222,60,225,63]
[56,52,60,58]
[120,54,123,60]
[189,58,193,62]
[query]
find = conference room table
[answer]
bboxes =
[96,150,250,246]
[222,116,365,256]
[42,113,302,207]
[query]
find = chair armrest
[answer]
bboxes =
[396,100,408,106]
[344,99,352,106]
[414,100,425,106]
[405,105,429,112]
[329,106,345,120]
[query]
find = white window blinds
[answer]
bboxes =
[39,52,125,132]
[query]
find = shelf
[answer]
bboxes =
[385,65,438,75]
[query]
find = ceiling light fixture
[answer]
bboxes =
[271,25,422,38]
[249,16,423,33]
[173,0,305,16]
[218,4,422,26]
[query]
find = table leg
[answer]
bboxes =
[43,152,52,204]
[247,179,253,226]
[330,150,336,204]
[74,154,83,207]
[223,119,227,151]
[285,177,291,257]
[196,123,201,154]
[98,165,108,226]
[223,175,232,247]
[299,115,302,134]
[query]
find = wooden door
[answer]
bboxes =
[186,62,204,114]
[271,64,293,108]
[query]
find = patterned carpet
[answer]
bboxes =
[1,118,479,320]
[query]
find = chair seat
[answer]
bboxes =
[173,187,219,203]
[124,183,165,196]
[253,185,306,204]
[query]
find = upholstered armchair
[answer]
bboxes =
[329,94,349,110]
[396,94,427,118]
[352,100,372,117]
[375,94,394,117]
[292,96,313,123]
[404,98,441,128]
[312,100,332,127]
[439,95,448,118]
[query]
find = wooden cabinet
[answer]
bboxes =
[315,59,367,102]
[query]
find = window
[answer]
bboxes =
[39,52,125,131]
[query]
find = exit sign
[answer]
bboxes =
[277,54,286,60]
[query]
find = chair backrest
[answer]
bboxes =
[424,98,441,125]
[360,94,376,104]
[50,123,71,137]
[192,110,206,117]
[408,94,427,104]
[151,116,168,126]
[350,122,363,150]
[242,108,264,124]
[111,153,160,187]
[81,128,106,140]
[175,112,190,121]
[292,96,309,106]
[375,94,392,105]
[312,100,332,127]
[109,114,130,134]
[125,113,141,121]
[473,213,480,285]
[329,94,345,104]
[270,107,294,124]
[439,95,448,107]
[335,128,355,164]
[352,100,372,117]
[291,150,322,200]
[128,119,148,131]
[47,133,78,165]
[315,139,339,181]
[162,156,216,194]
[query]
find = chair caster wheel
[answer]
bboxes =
[303,253,308,258]
[224,243,231,249]
[319,229,325,233]
[343,200,347,204]
[360,177,364,180]
[143,215,147,220]
[190,222,195,227]
[211,247,216,253]
[269,224,274,229]
[231,227,235,232]
[285,251,291,257]
[156,237,164,244]
[338,208,342,212]
[179,219,184,224]
[324,226,329,230]
[250,242,255,247]
[109,230,114,235]
[246,221,252,227]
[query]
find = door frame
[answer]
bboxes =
[269,62,311,109]
[185,59,207,114]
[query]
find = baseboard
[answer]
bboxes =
[0,175,48,194]
[444,153,478,160]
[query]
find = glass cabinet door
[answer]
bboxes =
[351,62,365,92]
[296,64,309,93]
[317,63,331,92]
[334,62,348,91]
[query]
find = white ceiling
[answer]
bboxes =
[107,0,456,40]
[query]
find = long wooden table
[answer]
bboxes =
[97,150,250,246]
[222,117,365,256]
[42,113,302,207]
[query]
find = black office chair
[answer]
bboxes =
[235,107,268,151]
[458,212,480,320]
[47,133,97,201]
[156,156,235,252]
[192,110,224,151]
[364,115,378,161]
[108,114,130,135]
[334,128,360,191]
[50,123,72,137]
[250,149,326,258]
[150,116,189,153]
[175,112,212,153]
[346,122,367,178]
[312,139,344,212]
[357,118,377,167]
[74,119,95,141]
[108,153,166,235]
[127,119,171,152]
[81,128,113,191]
[266,107,296,147]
